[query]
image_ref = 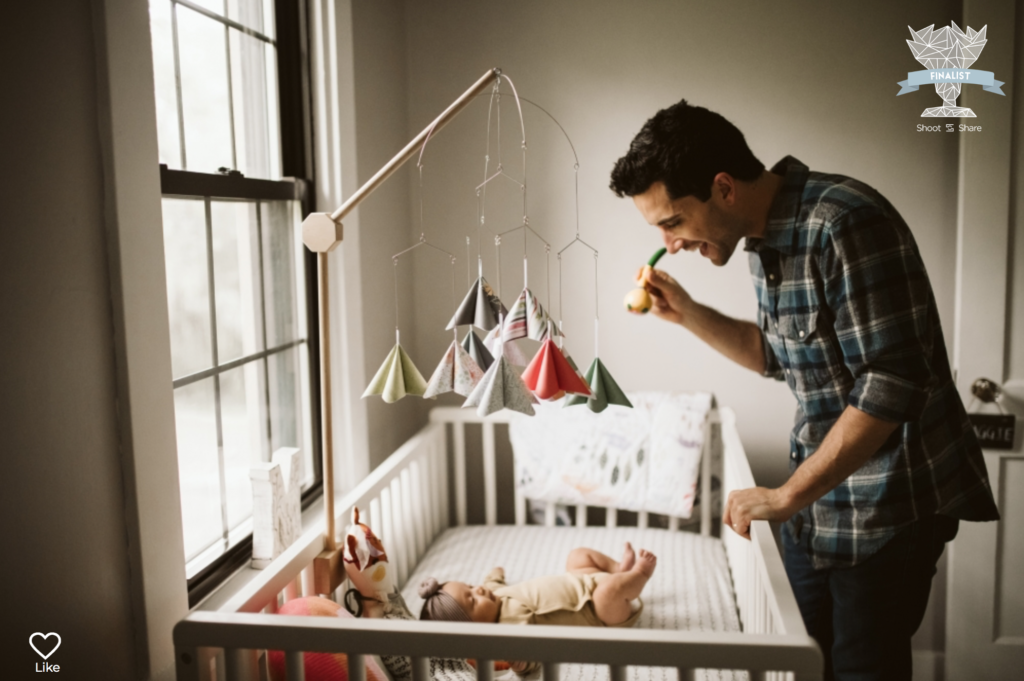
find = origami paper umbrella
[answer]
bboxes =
[462,352,537,417]
[564,357,633,413]
[461,329,494,372]
[484,324,529,367]
[521,339,592,401]
[503,288,562,343]
[423,339,485,399]
[447,277,508,331]
[362,343,427,403]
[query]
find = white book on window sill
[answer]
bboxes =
[250,447,303,569]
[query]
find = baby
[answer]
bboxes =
[418,543,656,630]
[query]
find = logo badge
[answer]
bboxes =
[898,22,1005,117]
[29,633,61,660]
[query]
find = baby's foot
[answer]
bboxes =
[634,548,657,577]
[619,542,636,572]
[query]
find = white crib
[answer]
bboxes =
[173,406,822,681]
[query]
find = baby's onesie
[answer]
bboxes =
[482,568,643,628]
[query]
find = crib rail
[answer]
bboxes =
[175,613,822,681]
[718,410,805,639]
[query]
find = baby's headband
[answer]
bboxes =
[418,577,470,622]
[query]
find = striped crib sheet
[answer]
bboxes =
[401,525,745,681]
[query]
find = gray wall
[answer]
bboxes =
[0,1,138,675]
[396,0,961,658]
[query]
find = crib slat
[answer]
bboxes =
[610,665,627,681]
[381,484,404,586]
[514,486,526,526]
[606,507,617,528]
[369,497,382,539]
[638,511,648,529]
[454,422,467,526]
[348,654,366,681]
[302,564,315,597]
[482,421,497,526]
[668,516,679,531]
[285,576,299,602]
[542,662,559,681]
[285,651,305,681]
[392,477,410,585]
[576,504,587,527]
[411,657,430,681]
[475,660,494,681]
[700,421,712,537]
[437,429,450,530]
[544,502,556,527]
[425,441,439,541]
[224,648,245,681]
[408,463,425,561]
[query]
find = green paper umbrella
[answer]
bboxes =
[362,343,427,403]
[564,357,632,413]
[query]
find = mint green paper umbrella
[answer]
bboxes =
[362,342,427,403]
[564,357,632,413]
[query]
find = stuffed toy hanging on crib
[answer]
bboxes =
[342,507,395,614]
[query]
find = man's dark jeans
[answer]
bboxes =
[783,514,959,681]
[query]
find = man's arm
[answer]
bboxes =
[723,405,900,538]
[643,267,767,374]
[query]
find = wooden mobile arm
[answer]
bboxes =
[303,68,502,594]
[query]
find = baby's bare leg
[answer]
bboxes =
[566,543,635,574]
[591,549,657,625]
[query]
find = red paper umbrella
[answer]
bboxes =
[521,339,592,400]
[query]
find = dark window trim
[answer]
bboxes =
[160,166,303,201]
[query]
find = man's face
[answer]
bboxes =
[631,179,743,267]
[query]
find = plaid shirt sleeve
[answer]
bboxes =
[821,203,936,422]
[760,324,785,380]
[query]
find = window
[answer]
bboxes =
[148,0,319,606]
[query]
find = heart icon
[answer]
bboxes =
[29,633,61,660]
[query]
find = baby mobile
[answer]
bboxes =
[363,75,630,416]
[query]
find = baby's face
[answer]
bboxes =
[442,581,499,623]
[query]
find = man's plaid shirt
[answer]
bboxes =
[746,157,999,569]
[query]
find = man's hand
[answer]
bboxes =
[639,267,693,325]
[722,487,794,540]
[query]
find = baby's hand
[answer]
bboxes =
[492,567,504,576]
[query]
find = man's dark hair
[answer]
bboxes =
[609,99,764,202]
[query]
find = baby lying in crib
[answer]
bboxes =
[418,543,655,675]
[418,542,655,629]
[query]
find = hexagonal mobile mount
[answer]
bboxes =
[302,213,344,253]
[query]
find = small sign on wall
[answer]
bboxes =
[969,414,1016,450]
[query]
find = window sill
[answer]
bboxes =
[192,493,328,612]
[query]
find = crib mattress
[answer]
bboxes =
[401,525,744,681]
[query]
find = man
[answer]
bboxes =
[609,99,999,680]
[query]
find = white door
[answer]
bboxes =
[945,1,1023,678]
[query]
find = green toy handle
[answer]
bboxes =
[647,247,667,268]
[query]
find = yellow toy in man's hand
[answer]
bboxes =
[624,247,667,314]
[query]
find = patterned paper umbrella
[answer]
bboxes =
[447,277,508,331]
[503,287,561,343]
[461,329,494,372]
[462,350,537,417]
[362,343,427,403]
[521,339,592,401]
[423,339,485,399]
[564,358,632,413]
[483,324,529,367]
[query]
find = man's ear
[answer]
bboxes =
[712,172,736,205]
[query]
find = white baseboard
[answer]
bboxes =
[912,650,943,681]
